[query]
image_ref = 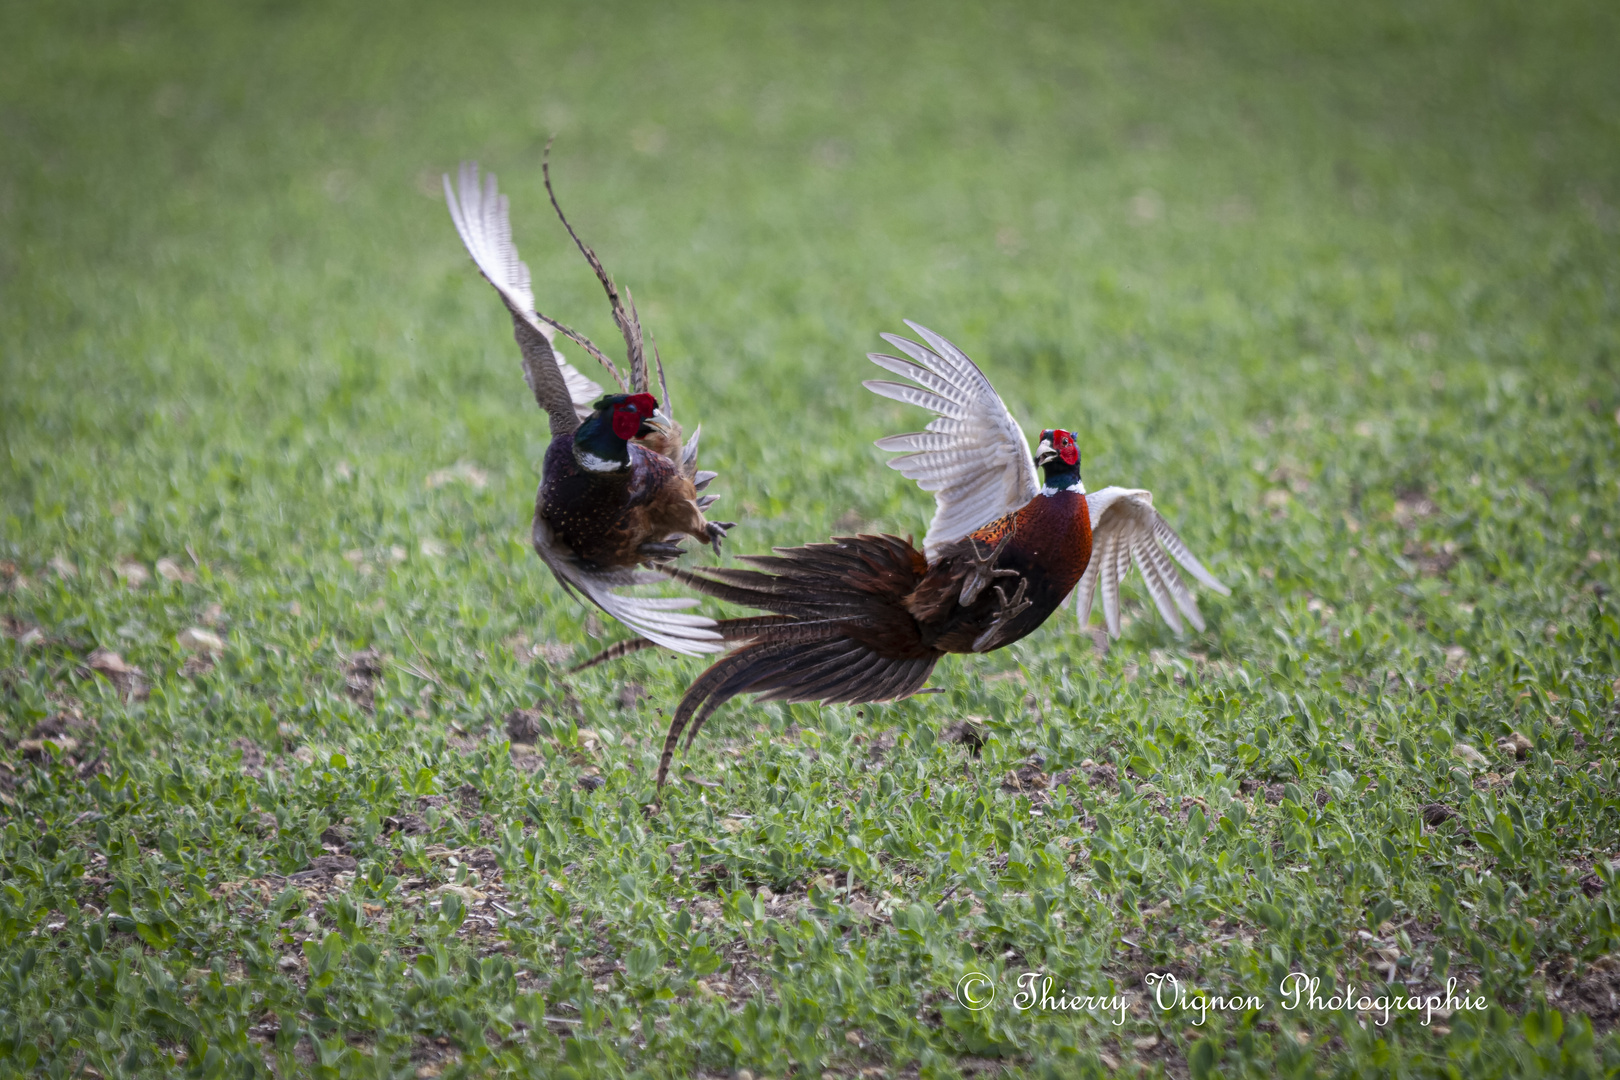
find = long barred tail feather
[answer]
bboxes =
[656,640,816,787]
[567,636,657,673]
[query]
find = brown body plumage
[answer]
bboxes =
[541,435,716,571]
[578,485,1093,787]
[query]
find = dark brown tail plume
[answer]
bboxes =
[650,535,940,787]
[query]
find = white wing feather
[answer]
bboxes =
[557,358,604,422]
[532,518,722,656]
[1074,487,1230,637]
[444,164,602,421]
[864,321,1039,559]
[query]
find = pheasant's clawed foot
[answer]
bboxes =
[959,532,1015,606]
[972,577,1032,652]
[996,578,1032,620]
[638,540,687,562]
[705,520,736,557]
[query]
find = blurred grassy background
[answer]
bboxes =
[3,0,1620,1076]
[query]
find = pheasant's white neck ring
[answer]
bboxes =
[577,450,625,473]
[1043,476,1086,495]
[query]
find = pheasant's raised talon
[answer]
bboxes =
[973,577,1032,651]
[995,578,1032,619]
[959,532,1015,606]
[706,520,736,556]
[968,533,1013,567]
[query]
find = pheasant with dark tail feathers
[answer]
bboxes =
[579,322,1230,788]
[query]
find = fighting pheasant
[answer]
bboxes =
[443,158,732,655]
[640,321,1229,786]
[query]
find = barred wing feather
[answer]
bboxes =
[444,163,603,427]
[532,518,722,656]
[1074,487,1230,637]
[863,321,1039,560]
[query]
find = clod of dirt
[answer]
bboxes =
[320,823,355,848]
[1392,493,1438,527]
[19,737,77,761]
[32,712,97,741]
[85,648,148,700]
[178,627,224,653]
[233,738,266,778]
[1081,761,1118,790]
[344,648,385,709]
[180,652,216,678]
[1420,803,1457,826]
[1497,732,1534,759]
[1002,762,1050,793]
[1403,539,1458,577]
[940,719,986,755]
[1566,964,1620,1031]
[867,729,898,761]
[578,773,606,792]
[505,708,544,742]
[1237,775,1279,798]
[456,783,482,812]
[2,614,42,645]
[383,813,427,836]
[290,854,358,882]
[155,557,195,583]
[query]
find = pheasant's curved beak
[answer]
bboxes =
[638,412,671,440]
[1035,437,1057,467]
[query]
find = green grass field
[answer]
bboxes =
[4,0,1620,1076]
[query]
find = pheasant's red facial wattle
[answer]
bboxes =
[1052,429,1079,467]
[611,393,660,440]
